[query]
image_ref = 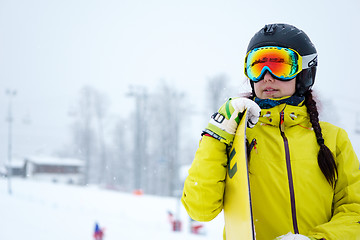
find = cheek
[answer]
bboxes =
[253,82,262,95]
[281,81,296,95]
[253,84,261,97]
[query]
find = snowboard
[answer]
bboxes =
[223,110,256,240]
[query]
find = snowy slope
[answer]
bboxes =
[0,178,224,240]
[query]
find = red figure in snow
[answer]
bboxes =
[94,222,104,240]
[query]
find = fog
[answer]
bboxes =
[1,0,360,166]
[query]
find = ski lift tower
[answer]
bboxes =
[6,89,16,195]
[356,112,360,134]
[127,86,148,192]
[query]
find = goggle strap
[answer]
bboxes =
[302,53,318,69]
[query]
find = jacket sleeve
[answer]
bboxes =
[308,128,360,240]
[181,135,228,221]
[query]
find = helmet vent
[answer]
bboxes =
[264,24,277,35]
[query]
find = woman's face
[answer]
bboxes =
[254,72,296,99]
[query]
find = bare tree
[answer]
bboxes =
[206,74,230,113]
[147,82,184,196]
[67,86,110,185]
[109,118,132,191]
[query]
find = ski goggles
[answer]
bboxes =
[244,46,318,82]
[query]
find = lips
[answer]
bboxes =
[264,87,278,92]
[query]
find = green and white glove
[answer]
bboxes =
[203,98,261,145]
[275,232,317,240]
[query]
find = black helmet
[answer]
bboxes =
[247,23,318,95]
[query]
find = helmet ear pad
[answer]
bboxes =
[296,67,317,96]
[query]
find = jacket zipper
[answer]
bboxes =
[280,110,299,234]
[247,138,257,156]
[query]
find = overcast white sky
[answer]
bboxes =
[1,0,360,163]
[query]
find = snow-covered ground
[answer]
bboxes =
[0,178,224,240]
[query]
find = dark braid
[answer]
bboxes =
[304,90,337,187]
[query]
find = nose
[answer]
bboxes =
[263,72,276,82]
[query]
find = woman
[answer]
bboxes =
[181,23,360,240]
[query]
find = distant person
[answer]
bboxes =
[181,23,360,239]
[167,211,182,232]
[93,222,104,240]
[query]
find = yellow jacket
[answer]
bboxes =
[182,103,360,240]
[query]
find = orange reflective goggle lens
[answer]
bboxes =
[244,46,302,82]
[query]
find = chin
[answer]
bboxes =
[261,95,278,99]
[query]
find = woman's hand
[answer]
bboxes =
[204,98,260,145]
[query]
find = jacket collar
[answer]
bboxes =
[258,103,311,129]
[255,95,305,109]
